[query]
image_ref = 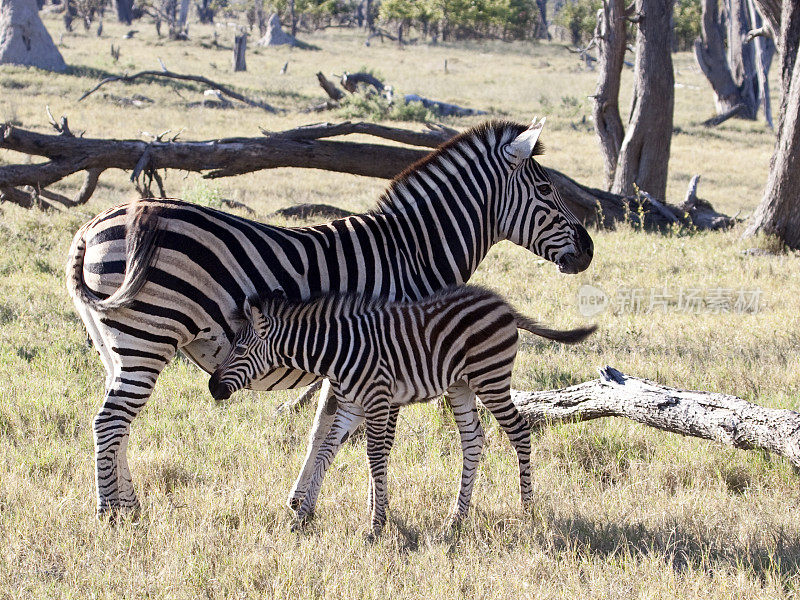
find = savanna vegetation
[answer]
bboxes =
[1,10,799,599]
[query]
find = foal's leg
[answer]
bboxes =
[443,380,484,526]
[472,379,532,508]
[363,395,392,537]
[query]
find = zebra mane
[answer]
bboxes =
[255,285,500,321]
[373,120,544,214]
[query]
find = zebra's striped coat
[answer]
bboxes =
[209,286,596,534]
[66,119,593,516]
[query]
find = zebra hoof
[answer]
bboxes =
[289,512,313,532]
[287,496,304,512]
[363,530,379,543]
[96,502,140,523]
[445,514,466,532]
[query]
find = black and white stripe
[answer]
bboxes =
[208,286,595,534]
[65,119,593,516]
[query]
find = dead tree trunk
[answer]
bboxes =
[745,0,800,248]
[0,120,734,229]
[233,32,246,71]
[592,0,627,188]
[535,0,550,39]
[177,0,190,32]
[748,0,775,128]
[115,0,132,24]
[610,0,675,201]
[0,0,66,72]
[729,0,759,118]
[512,366,800,469]
[694,0,770,122]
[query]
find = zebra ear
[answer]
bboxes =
[507,116,546,167]
[243,296,269,338]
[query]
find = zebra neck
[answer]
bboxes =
[267,312,340,380]
[371,181,498,293]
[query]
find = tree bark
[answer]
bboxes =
[177,0,189,31]
[748,0,775,128]
[592,0,627,189]
[745,0,800,248]
[728,0,759,118]
[512,366,800,469]
[535,0,550,39]
[0,0,66,72]
[115,0,132,24]
[611,0,674,201]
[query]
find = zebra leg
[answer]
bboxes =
[444,381,484,526]
[94,362,166,517]
[368,405,399,516]
[85,309,176,517]
[293,401,365,525]
[475,385,533,508]
[287,379,339,510]
[363,399,391,537]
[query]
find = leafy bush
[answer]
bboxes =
[337,93,436,122]
[673,0,701,51]
[554,0,602,46]
[378,0,540,41]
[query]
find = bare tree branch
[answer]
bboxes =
[78,67,279,113]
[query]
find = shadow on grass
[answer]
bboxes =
[546,511,800,580]
[463,505,800,581]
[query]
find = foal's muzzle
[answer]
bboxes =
[208,373,233,401]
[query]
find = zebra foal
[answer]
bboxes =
[209,286,596,535]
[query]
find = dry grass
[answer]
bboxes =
[1,14,799,600]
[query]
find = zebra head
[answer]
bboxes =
[497,118,593,274]
[208,297,271,401]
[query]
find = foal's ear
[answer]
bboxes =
[507,116,546,167]
[242,296,269,339]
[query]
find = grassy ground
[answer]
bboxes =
[1,14,799,599]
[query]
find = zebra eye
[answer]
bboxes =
[537,184,553,196]
[232,343,248,356]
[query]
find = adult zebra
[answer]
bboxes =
[66,118,593,516]
[208,286,596,535]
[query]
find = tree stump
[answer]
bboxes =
[233,33,246,72]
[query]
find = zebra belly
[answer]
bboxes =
[391,378,450,406]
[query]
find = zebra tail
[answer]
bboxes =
[65,201,162,312]
[513,312,597,344]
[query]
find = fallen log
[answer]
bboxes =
[513,366,800,468]
[78,65,279,113]
[0,119,733,229]
[403,93,488,117]
[277,368,800,470]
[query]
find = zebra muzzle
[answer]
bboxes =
[208,373,232,401]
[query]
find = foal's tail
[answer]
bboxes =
[513,312,597,344]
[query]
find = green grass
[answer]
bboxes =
[1,14,799,600]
